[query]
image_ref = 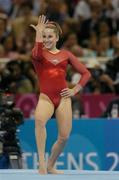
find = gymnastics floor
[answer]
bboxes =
[0,170,119,180]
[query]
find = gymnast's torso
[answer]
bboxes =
[32,42,89,107]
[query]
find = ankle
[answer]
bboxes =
[47,159,54,168]
[39,159,46,167]
[39,156,46,162]
[47,164,54,170]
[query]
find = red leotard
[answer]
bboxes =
[32,42,91,108]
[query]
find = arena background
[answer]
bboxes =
[0,0,119,173]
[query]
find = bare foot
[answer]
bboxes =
[39,162,47,175]
[39,166,47,175]
[47,167,64,174]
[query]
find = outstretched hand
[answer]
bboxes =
[30,15,48,31]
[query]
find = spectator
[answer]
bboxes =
[45,0,69,23]
[100,98,119,118]
[86,65,115,93]
[0,0,12,15]
[0,13,9,44]
[62,33,84,56]
[72,95,85,119]
[0,45,5,58]
[1,60,34,93]
[77,1,114,45]
[97,35,114,57]
[74,0,91,20]
[11,2,38,47]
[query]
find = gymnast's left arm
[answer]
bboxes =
[60,51,91,98]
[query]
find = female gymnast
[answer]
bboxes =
[31,15,91,174]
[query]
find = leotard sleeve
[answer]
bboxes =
[67,51,91,87]
[31,42,44,61]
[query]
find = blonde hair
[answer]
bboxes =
[45,21,62,37]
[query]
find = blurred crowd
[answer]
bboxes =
[0,0,119,95]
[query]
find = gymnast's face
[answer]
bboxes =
[42,28,59,50]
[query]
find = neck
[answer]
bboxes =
[48,47,59,52]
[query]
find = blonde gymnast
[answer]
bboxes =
[31,15,91,174]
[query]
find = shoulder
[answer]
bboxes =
[60,49,71,56]
[58,49,78,62]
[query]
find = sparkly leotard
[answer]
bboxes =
[32,42,90,108]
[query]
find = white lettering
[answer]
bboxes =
[68,153,80,170]
[22,152,32,168]
[86,152,99,170]
[22,152,100,170]
[107,152,119,170]
[33,152,38,169]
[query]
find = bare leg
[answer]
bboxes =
[47,97,72,174]
[35,93,54,174]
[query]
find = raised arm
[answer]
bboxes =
[30,15,48,60]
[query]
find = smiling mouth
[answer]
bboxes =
[44,43,51,46]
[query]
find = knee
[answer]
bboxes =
[35,119,46,128]
[57,135,69,144]
[35,115,46,128]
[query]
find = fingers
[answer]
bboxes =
[60,88,73,98]
[30,24,36,30]
[38,14,48,25]
[46,20,49,24]
[41,15,46,24]
[30,15,48,31]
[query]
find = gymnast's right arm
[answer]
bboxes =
[30,15,48,60]
[31,42,43,61]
